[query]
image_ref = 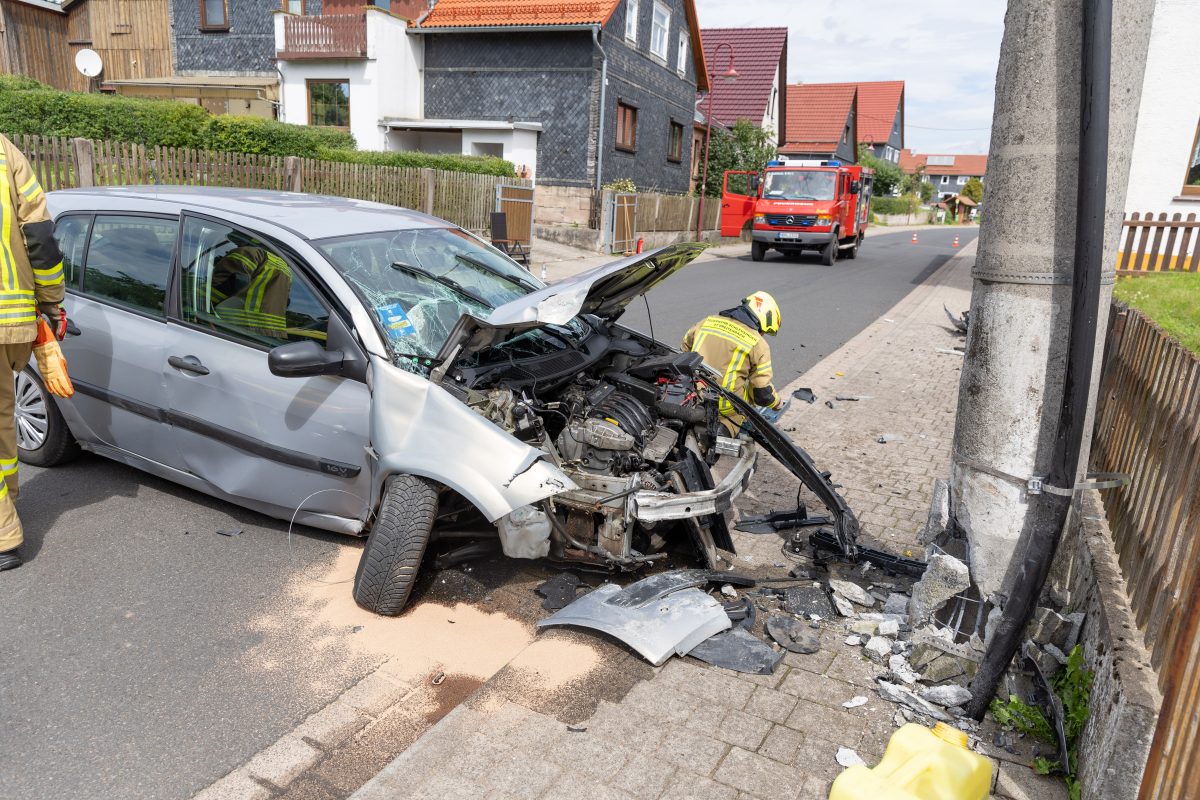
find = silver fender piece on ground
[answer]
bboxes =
[537,579,732,666]
[369,356,577,522]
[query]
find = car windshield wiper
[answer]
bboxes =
[390,261,490,308]
[453,252,539,292]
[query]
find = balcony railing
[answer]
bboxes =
[278,14,368,60]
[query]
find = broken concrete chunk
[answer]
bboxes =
[878,619,900,638]
[908,554,970,622]
[876,680,952,722]
[844,635,862,646]
[920,685,973,708]
[842,696,869,709]
[720,584,738,599]
[864,636,892,664]
[829,579,875,607]
[921,654,967,684]
[882,593,910,617]
[836,747,866,767]
[832,593,856,617]
[850,620,880,636]
[1043,642,1069,665]
[893,710,908,727]
[918,478,950,546]
[781,585,835,618]
[888,654,921,685]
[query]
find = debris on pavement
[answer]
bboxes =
[842,696,869,709]
[792,387,817,404]
[720,583,738,599]
[535,572,586,611]
[920,684,972,708]
[908,554,970,621]
[688,627,785,675]
[431,671,446,686]
[944,304,970,334]
[845,634,863,646]
[828,579,875,608]
[834,394,869,401]
[215,528,243,537]
[934,347,965,356]
[877,680,953,722]
[567,725,587,733]
[876,434,902,444]
[888,654,921,685]
[864,636,893,663]
[778,584,836,618]
[765,615,821,654]
[836,747,866,767]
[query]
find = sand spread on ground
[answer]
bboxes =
[502,634,602,691]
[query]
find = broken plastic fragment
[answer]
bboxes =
[843,696,869,709]
[836,747,866,767]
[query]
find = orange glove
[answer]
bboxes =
[33,318,73,398]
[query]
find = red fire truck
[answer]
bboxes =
[719,158,874,265]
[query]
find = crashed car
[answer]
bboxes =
[35,187,857,615]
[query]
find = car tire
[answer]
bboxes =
[845,234,861,260]
[353,474,438,616]
[15,367,79,468]
[821,236,837,266]
[751,242,766,262]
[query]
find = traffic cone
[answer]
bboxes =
[953,235,960,248]
[911,232,918,244]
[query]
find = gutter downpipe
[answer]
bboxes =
[966,0,1112,720]
[593,25,608,194]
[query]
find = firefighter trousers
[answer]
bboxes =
[0,341,34,552]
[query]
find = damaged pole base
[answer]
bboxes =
[807,527,927,578]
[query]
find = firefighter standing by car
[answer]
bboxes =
[682,290,789,434]
[0,134,72,572]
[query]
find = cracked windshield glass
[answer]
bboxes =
[316,227,556,368]
[763,170,837,201]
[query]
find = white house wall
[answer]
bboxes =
[1125,0,1200,214]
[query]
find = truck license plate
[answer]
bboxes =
[778,233,800,240]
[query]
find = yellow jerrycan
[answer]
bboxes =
[829,722,992,800]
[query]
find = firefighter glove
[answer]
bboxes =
[38,302,67,341]
[33,318,73,398]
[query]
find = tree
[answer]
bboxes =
[962,177,985,204]
[857,145,905,197]
[701,119,777,197]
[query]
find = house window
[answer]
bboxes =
[676,31,688,75]
[625,0,638,43]
[957,175,968,185]
[308,80,350,128]
[200,0,228,30]
[940,175,949,185]
[650,2,670,60]
[616,102,637,152]
[283,0,304,13]
[668,121,683,162]
[1184,118,1200,196]
[842,126,849,144]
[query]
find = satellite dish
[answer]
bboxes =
[75,49,103,78]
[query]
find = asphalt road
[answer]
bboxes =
[0,226,976,800]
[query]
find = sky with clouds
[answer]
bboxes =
[694,0,1008,154]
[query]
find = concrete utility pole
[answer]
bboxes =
[948,0,1154,604]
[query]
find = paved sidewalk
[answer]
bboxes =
[348,241,1067,800]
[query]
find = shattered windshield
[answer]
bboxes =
[315,227,548,363]
[763,170,837,201]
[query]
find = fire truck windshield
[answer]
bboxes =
[763,170,836,201]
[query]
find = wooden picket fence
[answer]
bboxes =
[5,132,531,233]
[633,189,720,233]
[1118,212,1200,273]
[1090,303,1200,800]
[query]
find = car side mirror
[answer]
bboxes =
[849,180,861,195]
[268,340,344,378]
[750,175,761,194]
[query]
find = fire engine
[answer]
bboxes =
[719,158,874,264]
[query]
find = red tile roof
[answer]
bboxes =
[899,149,988,176]
[810,81,904,145]
[696,27,787,130]
[780,83,856,154]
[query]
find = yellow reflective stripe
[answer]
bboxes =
[19,176,42,200]
[717,346,749,415]
[219,308,287,328]
[753,361,772,374]
[246,268,274,312]
[33,262,64,285]
[0,162,17,292]
[0,309,37,323]
[0,458,17,477]
[0,480,9,499]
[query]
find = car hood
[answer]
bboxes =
[432,242,709,366]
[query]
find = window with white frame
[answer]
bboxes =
[940,175,949,185]
[957,175,968,185]
[625,0,638,43]
[650,1,670,60]
[676,31,688,75]
[1184,116,1200,196]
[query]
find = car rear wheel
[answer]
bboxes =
[751,242,767,262]
[15,367,79,468]
[821,237,837,266]
[353,473,438,616]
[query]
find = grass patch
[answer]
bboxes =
[1113,272,1200,354]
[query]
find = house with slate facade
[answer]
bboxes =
[779,83,858,164]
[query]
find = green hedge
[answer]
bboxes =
[871,195,922,216]
[0,77,517,175]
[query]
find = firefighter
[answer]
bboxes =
[682,290,789,434]
[211,240,292,338]
[0,134,68,572]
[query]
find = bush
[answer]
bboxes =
[0,75,49,92]
[871,195,921,216]
[202,115,354,157]
[321,147,514,177]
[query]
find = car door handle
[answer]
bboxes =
[168,355,210,376]
[65,320,81,337]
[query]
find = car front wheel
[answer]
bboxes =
[821,236,837,266]
[353,473,438,616]
[15,367,79,467]
[751,242,767,262]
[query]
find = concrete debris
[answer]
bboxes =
[829,579,875,607]
[832,593,856,617]
[836,747,866,768]
[882,593,911,617]
[844,635,863,646]
[878,619,900,638]
[876,680,952,722]
[891,640,907,655]
[856,612,908,625]
[1028,606,1085,652]
[842,696,869,709]
[893,710,908,727]
[876,434,902,444]
[864,636,893,664]
[781,585,835,618]
[1044,642,1069,665]
[888,654,921,685]
[850,620,880,636]
[921,654,968,684]
[720,583,738,599]
[920,685,973,708]
[984,606,1003,647]
[918,479,950,546]
[908,554,970,622]
[766,615,821,654]
[901,708,916,722]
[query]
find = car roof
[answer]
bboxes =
[47,186,448,240]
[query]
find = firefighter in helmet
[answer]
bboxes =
[682,290,789,433]
[210,236,293,339]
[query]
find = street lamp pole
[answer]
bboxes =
[695,42,738,240]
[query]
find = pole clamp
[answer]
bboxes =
[955,454,1130,497]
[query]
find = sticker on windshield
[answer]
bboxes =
[377,303,415,338]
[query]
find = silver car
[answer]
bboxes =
[31,187,857,615]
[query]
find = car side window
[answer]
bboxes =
[82,215,177,315]
[178,217,329,347]
[52,214,90,288]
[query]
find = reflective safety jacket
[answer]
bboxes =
[682,309,781,427]
[0,135,65,344]
[212,246,292,334]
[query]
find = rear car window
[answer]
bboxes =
[82,215,177,315]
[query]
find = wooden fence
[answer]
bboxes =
[1118,212,1200,273]
[633,190,720,233]
[5,133,531,233]
[1090,303,1200,800]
